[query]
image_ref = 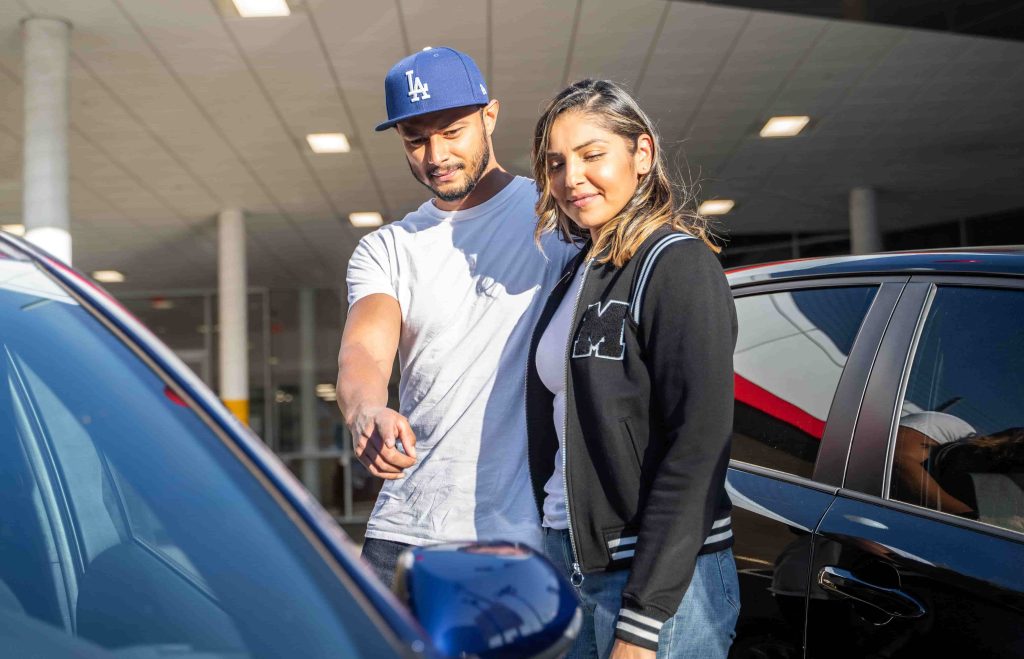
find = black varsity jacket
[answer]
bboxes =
[526,227,738,652]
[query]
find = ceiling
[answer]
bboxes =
[0,0,1022,291]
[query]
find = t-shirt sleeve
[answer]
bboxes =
[346,230,399,309]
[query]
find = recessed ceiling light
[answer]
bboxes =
[698,200,735,216]
[92,270,125,283]
[231,0,290,17]
[306,133,351,154]
[760,116,810,138]
[349,212,384,228]
[1,224,25,236]
[151,297,175,310]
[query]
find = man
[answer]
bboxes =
[338,47,575,586]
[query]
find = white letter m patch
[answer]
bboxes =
[572,300,628,361]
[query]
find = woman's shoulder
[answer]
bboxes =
[634,228,721,277]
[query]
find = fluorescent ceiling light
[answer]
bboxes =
[92,270,125,283]
[306,133,351,154]
[760,116,810,138]
[1,223,25,236]
[698,200,735,216]
[349,212,384,228]
[232,0,290,17]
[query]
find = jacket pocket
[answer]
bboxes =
[619,417,643,472]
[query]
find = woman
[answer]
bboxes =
[525,79,739,658]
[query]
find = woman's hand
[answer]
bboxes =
[609,639,656,659]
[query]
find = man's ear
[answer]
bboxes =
[482,99,500,137]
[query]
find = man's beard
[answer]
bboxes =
[412,138,491,202]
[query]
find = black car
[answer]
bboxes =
[724,248,1024,658]
[0,231,580,657]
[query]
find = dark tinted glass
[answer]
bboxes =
[890,286,1024,535]
[732,287,877,478]
[0,261,394,657]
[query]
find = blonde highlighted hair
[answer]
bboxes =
[532,79,718,266]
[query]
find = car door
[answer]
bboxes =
[806,277,1024,658]
[727,277,906,659]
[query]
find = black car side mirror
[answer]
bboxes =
[393,542,581,658]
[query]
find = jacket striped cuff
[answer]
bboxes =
[615,608,667,652]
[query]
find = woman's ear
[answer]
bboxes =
[635,134,654,176]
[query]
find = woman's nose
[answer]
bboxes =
[563,158,584,187]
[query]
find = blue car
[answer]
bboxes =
[0,232,579,658]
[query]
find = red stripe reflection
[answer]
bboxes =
[734,374,825,439]
[164,386,188,407]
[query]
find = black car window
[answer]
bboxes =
[889,286,1024,535]
[732,286,877,478]
[0,260,397,657]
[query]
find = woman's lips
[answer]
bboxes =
[571,194,599,208]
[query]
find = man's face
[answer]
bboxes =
[396,105,491,202]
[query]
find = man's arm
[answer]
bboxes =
[337,293,416,479]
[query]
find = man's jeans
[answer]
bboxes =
[543,527,740,658]
[361,537,412,588]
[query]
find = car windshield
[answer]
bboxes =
[0,257,398,658]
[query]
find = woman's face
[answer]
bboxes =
[545,111,653,236]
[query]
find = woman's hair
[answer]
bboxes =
[532,79,718,266]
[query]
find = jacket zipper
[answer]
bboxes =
[562,257,593,587]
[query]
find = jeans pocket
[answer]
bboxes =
[716,549,741,613]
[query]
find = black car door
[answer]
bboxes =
[726,278,906,659]
[806,277,1024,658]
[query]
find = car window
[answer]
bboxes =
[0,260,396,657]
[889,286,1024,535]
[732,286,878,478]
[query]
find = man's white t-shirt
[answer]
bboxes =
[346,176,576,549]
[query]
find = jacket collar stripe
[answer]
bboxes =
[629,234,695,323]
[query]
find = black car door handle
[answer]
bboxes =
[817,566,927,619]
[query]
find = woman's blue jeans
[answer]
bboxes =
[543,527,740,658]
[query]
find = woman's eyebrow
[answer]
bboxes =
[547,138,606,156]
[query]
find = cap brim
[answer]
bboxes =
[374,102,487,132]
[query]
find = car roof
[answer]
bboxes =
[725,246,1024,287]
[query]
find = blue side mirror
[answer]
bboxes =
[394,542,581,658]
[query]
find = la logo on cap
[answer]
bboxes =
[405,70,430,102]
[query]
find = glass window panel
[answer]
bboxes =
[732,286,878,478]
[890,286,1024,535]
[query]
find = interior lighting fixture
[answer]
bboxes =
[150,297,175,310]
[1,223,26,236]
[92,270,125,283]
[760,116,810,138]
[698,200,735,216]
[349,212,384,228]
[306,133,351,154]
[231,0,290,17]
[315,384,336,395]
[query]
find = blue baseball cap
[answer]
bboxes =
[375,47,489,132]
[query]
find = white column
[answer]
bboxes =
[22,17,71,263]
[299,288,320,498]
[850,187,882,255]
[218,208,249,424]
